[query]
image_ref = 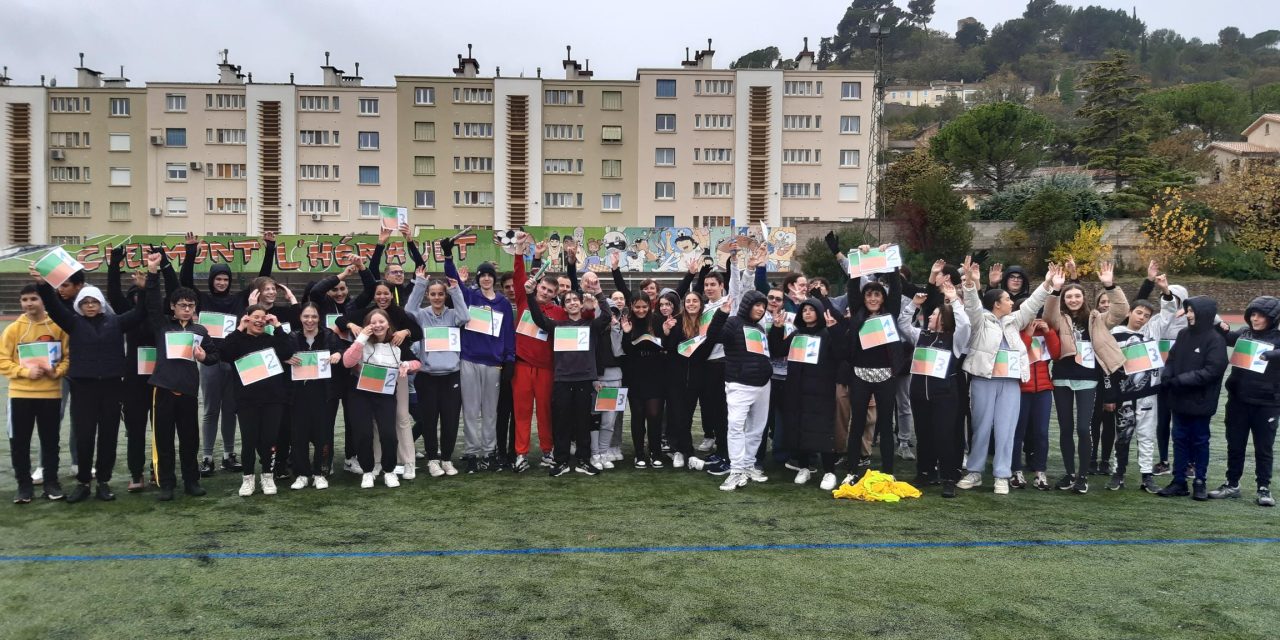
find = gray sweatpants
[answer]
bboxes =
[593,367,623,456]
[460,360,500,457]
[968,376,1022,479]
[200,360,238,458]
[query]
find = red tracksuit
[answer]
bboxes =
[513,255,562,457]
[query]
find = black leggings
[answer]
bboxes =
[551,380,593,466]
[1090,398,1114,469]
[1054,385,1096,476]
[910,386,964,483]
[238,403,284,475]
[291,382,333,477]
[704,362,728,457]
[69,377,123,484]
[122,374,152,479]
[848,377,897,474]
[415,371,462,461]
[9,397,61,487]
[629,396,664,459]
[348,390,398,473]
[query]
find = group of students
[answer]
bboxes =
[4,227,1277,508]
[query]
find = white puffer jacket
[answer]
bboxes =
[962,280,1050,382]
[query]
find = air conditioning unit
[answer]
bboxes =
[149,135,164,146]
[189,161,202,171]
[311,213,324,222]
[49,149,66,161]
[149,207,161,216]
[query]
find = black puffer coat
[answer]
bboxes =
[1225,296,1280,407]
[717,290,783,386]
[782,298,847,453]
[1164,296,1228,417]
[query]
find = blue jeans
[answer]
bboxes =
[1014,390,1053,473]
[1172,413,1211,484]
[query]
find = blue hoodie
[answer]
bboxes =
[444,258,515,366]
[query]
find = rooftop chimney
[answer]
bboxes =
[694,38,715,69]
[74,52,103,88]
[795,37,816,71]
[453,44,480,77]
[217,49,244,84]
[320,50,344,86]
[0,66,10,87]
[103,64,129,87]
[681,47,696,67]
[562,45,592,80]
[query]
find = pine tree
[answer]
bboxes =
[1076,51,1153,190]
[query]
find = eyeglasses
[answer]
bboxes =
[174,303,196,309]
[388,270,405,276]
[766,296,783,302]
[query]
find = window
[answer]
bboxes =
[453,87,493,104]
[109,167,131,186]
[50,235,84,245]
[212,163,247,179]
[602,193,621,211]
[655,148,675,166]
[601,90,622,110]
[784,81,820,96]
[453,156,493,173]
[545,90,580,106]
[299,130,336,145]
[207,197,247,214]
[414,87,435,105]
[49,167,88,182]
[166,163,188,181]
[838,183,859,202]
[165,197,187,216]
[601,125,623,143]
[453,191,494,206]
[206,128,245,144]
[299,164,332,180]
[695,114,732,130]
[358,166,380,185]
[358,98,380,115]
[839,150,861,167]
[109,98,130,116]
[413,156,436,175]
[783,115,819,130]
[694,215,732,227]
[783,149,819,164]
[50,201,88,217]
[108,133,130,152]
[544,159,583,174]
[840,81,864,100]
[205,93,246,110]
[165,94,187,112]
[698,79,734,95]
[656,114,675,132]
[544,192,582,208]
[655,182,675,200]
[414,190,436,208]
[695,148,732,163]
[359,200,380,218]
[50,132,86,148]
[414,122,436,141]
[656,79,676,98]
[543,124,583,140]
[694,182,732,198]
[357,131,380,150]
[654,216,675,227]
[840,115,862,134]
[782,183,819,198]
[109,202,130,221]
[454,122,493,138]
[50,97,85,113]
[602,159,622,178]
[300,199,331,214]
[299,95,337,111]
[163,128,185,147]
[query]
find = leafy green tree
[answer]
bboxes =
[1077,51,1150,189]
[893,174,974,262]
[975,173,1110,222]
[1144,82,1250,140]
[983,18,1038,71]
[929,102,1053,192]
[879,148,952,216]
[1013,186,1077,263]
[1251,83,1280,116]
[1061,6,1145,57]
[1057,67,1077,106]
[956,21,988,50]
[730,47,782,69]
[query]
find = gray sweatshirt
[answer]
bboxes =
[406,277,470,375]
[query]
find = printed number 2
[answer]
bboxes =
[263,352,279,370]
[578,331,589,348]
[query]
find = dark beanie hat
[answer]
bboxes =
[477,262,497,280]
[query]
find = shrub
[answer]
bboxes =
[1050,221,1114,276]
[1139,188,1211,273]
[1204,241,1280,280]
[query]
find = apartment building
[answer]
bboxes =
[637,41,875,227]
[1,68,49,246]
[396,46,638,231]
[883,79,1036,107]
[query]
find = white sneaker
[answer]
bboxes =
[819,473,838,491]
[696,437,715,452]
[402,465,416,480]
[290,476,309,490]
[994,478,1010,495]
[441,461,458,476]
[719,471,749,491]
[415,450,426,460]
[393,465,406,476]
[31,467,44,485]
[600,457,615,470]
[610,449,624,462]
[956,472,982,490]
[794,468,812,485]
[344,457,363,474]
[841,473,857,486]
[672,452,686,469]
[384,472,400,488]
[427,460,444,477]
[590,454,604,468]
[261,474,277,495]
[360,472,375,489]
[313,475,329,490]
[687,456,705,471]
[747,468,768,483]
[238,474,255,497]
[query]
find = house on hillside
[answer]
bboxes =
[883,80,1035,108]
[1208,114,1280,181]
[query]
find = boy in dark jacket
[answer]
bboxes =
[1157,296,1228,501]
[1209,296,1280,506]
[714,290,784,491]
[146,252,219,501]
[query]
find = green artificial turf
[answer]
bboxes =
[1,320,1278,639]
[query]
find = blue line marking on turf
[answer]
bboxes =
[2,537,1279,564]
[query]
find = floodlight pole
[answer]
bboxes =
[867,24,890,239]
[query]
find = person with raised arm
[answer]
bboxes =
[510,232,565,471]
[368,223,427,307]
[405,266,471,479]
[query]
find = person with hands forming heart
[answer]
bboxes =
[341,308,422,490]
[218,305,297,497]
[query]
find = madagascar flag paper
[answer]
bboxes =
[357,363,398,394]
[515,309,548,340]
[34,247,84,288]
[198,312,236,339]
[1231,339,1273,374]
[423,326,461,352]
[1028,335,1051,362]
[847,249,889,278]
[858,315,900,349]
[594,386,628,412]
[698,306,718,337]
[554,326,591,352]
[465,307,503,337]
[1158,339,1174,363]
[911,346,951,379]
[165,332,195,361]
[992,350,1022,379]
[677,335,706,357]
[743,326,767,355]
[137,347,157,375]
[235,349,283,385]
[379,205,408,231]
[290,350,331,381]
[787,335,821,364]
[1122,341,1164,375]
[17,342,54,370]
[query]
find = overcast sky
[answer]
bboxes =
[1,0,1272,86]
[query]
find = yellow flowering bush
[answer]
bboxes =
[1199,165,1280,269]
[1051,221,1113,276]
[1140,188,1211,272]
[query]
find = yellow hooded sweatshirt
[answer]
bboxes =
[0,313,70,399]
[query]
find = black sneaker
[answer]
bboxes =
[1100,461,1113,475]
[650,456,665,469]
[1207,483,1240,499]
[465,457,479,474]
[1192,480,1208,501]
[941,483,956,498]
[43,480,65,501]
[1153,461,1171,476]
[1140,474,1158,494]
[96,482,116,501]
[1185,463,1196,480]
[574,463,601,476]
[66,483,92,503]
[14,485,34,504]
[1258,487,1275,507]
[1106,474,1124,491]
[1088,462,1102,476]
[705,460,731,476]
[199,457,215,477]
[222,454,243,472]
[857,456,872,468]
[1055,474,1075,491]
[184,482,207,497]
[484,454,499,472]
[548,463,571,477]
[1156,481,1189,497]
[157,486,175,501]
[1009,471,1027,489]
[1072,476,1089,494]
